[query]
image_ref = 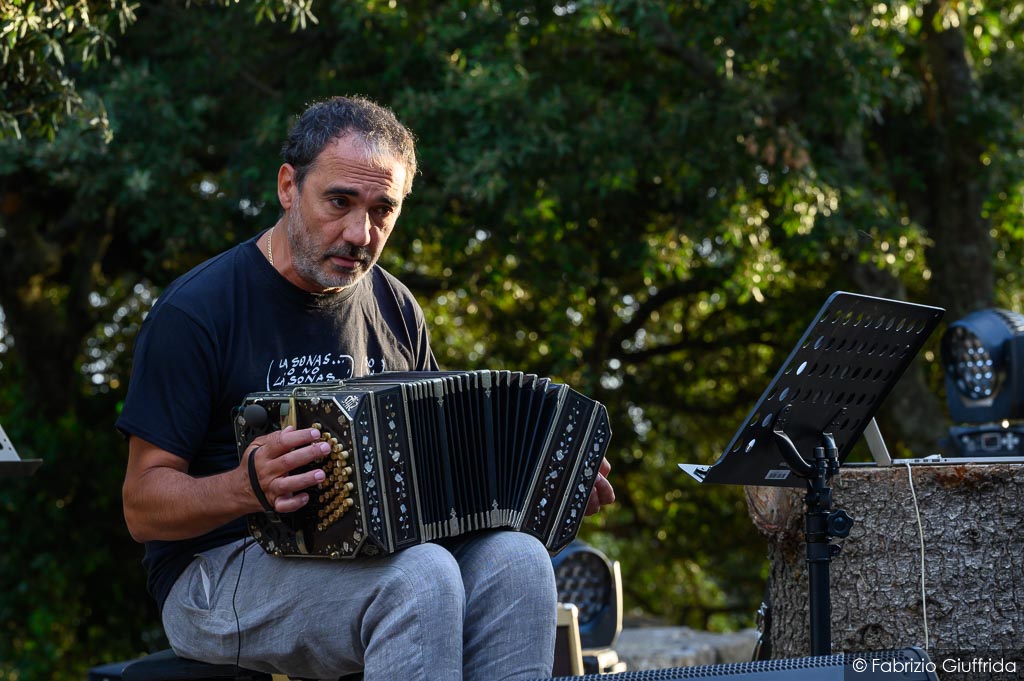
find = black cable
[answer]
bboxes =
[233,442,261,679]
[232,534,253,679]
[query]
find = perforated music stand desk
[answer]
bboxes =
[679,291,944,488]
[678,291,944,656]
[0,422,41,478]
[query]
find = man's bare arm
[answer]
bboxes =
[122,427,330,543]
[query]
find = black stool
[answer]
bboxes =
[87,648,363,681]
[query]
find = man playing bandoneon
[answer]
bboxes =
[118,95,615,680]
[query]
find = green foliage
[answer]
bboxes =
[0,381,159,680]
[1,1,136,140]
[0,0,316,141]
[2,1,1024,678]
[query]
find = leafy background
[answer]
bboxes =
[2,1,1023,678]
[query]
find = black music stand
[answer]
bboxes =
[0,421,41,478]
[679,291,944,655]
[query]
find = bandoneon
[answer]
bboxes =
[233,370,612,558]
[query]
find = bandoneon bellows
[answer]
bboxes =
[234,370,612,558]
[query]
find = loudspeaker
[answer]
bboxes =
[546,647,938,680]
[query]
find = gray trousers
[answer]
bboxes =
[161,531,557,681]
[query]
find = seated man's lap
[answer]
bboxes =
[162,532,556,681]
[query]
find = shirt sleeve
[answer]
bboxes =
[115,302,218,460]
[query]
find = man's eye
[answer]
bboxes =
[374,206,394,218]
[330,197,349,208]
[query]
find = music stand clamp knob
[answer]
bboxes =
[826,509,853,538]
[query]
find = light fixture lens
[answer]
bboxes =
[947,326,997,399]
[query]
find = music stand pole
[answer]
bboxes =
[774,412,853,656]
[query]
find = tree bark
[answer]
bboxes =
[748,465,1024,676]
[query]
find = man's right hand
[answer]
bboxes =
[243,426,331,514]
[123,428,329,544]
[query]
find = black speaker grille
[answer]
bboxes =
[549,654,842,680]
[546,647,936,681]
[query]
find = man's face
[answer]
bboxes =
[277,134,407,292]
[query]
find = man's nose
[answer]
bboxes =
[341,210,372,246]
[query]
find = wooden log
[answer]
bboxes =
[747,464,1024,669]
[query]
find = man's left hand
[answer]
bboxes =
[585,457,615,516]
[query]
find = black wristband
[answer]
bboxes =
[247,445,276,514]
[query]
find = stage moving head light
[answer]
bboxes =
[941,308,1024,424]
[940,308,1024,456]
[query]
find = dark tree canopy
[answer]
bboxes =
[2,1,1022,677]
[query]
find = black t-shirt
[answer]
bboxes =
[116,233,437,609]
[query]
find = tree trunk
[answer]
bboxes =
[747,465,1024,677]
[917,0,994,320]
[0,195,111,417]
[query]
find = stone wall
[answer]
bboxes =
[614,626,758,670]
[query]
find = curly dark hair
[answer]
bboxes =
[281,95,417,195]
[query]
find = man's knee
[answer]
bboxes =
[360,543,466,676]
[507,533,557,607]
[459,532,557,610]
[458,532,557,676]
[372,543,467,621]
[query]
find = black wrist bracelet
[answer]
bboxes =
[247,445,276,514]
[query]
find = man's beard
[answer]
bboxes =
[286,209,376,291]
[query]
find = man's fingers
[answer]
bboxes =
[249,429,329,474]
[246,427,331,512]
[273,492,311,514]
[245,426,302,462]
[584,459,614,515]
[269,457,331,512]
[261,426,321,459]
[268,468,326,499]
[275,440,331,474]
[595,474,615,506]
[584,473,615,516]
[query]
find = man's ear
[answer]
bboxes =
[278,164,297,210]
